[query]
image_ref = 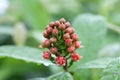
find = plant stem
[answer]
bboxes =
[107,23,120,34]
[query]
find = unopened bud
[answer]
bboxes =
[65,39,73,46]
[42,39,50,48]
[59,24,65,30]
[67,46,75,53]
[71,33,78,41]
[50,37,57,43]
[65,22,71,28]
[65,27,75,34]
[59,18,66,23]
[50,47,58,54]
[52,28,58,36]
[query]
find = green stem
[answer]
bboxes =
[107,23,120,34]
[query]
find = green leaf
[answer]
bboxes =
[72,14,107,62]
[0,46,53,66]
[10,0,50,30]
[79,58,115,69]
[28,78,45,80]
[47,72,73,80]
[100,59,120,80]
[98,43,120,58]
[0,26,13,35]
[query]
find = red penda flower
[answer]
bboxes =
[55,56,66,66]
[41,18,83,68]
[43,51,51,59]
[71,52,82,61]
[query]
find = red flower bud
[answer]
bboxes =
[74,41,81,48]
[59,24,65,30]
[43,51,51,59]
[50,47,58,54]
[63,33,70,40]
[71,52,81,61]
[52,28,58,36]
[46,27,53,34]
[71,33,78,41]
[55,56,66,66]
[65,39,73,46]
[54,21,60,26]
[59,18,66,23]
[65,22,70,28]
[67,46,75,53]
[50,37,57,43]
[49,22,55,27]
[65,27,75,34]
[43,31,48,38]
[42,39,50,48]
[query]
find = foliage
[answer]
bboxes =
[0,0,120,80]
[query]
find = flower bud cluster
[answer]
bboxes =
[41,18,83,67]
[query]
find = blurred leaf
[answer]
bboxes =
[0,46,53,66]
[0,26,13,35]
[100,0,120,26]
[40,0,80,21]
[0,26,13,45]
[72,14,107,63]
[100,59,120,80]
[98,43,120,58]
[10,0,50,30]
[47,72,73,80]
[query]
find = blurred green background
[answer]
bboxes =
[0,0,120,80]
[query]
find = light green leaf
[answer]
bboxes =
[10,0,50,30]
[47,72,73,80]
[0,46,53,66]
[0,26,13,35]
[98,43,120,58]
[28,78,46,80]
[79,58,115,69]
[72,14,107,62]
[100,59,120,80]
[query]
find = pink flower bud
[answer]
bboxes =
[65,27,75,34]
[67,46,75,53]
[74,41,81,48]
[55,56,66,66]
[42,39,50,48]
[43,51,51,59]
[46,27,53,34]
[65,39,73,46]
[43,31,48,38]
[49,22,55,27]
[65,22,70,28]
[59,24,65,30]
[54,21,60,26]
[71,52,82,61]
[63,33,70,40]
[50,47,58,54]
[52,28,58,36]
[59,18,66,23]
[71,33,78,41]
[50,37,57,43]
